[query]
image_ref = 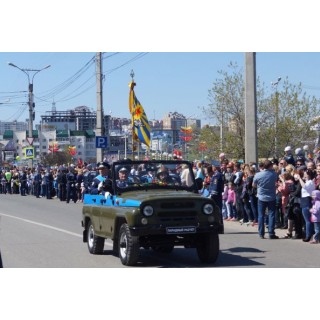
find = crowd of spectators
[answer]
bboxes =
[197,146,320,243]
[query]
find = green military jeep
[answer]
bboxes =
[81,160,223,266]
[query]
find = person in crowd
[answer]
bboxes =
[200,165,213,197]
[90,161,113,195]
[306,160,315,172]
[180,164,193,186]
[0,170,6,194]
[295,169,316,242]
[309,190,320,244]
[295,159,305,168]
[11,170,19,194]
[226,182,237,221]
[208,162,224,214]
[314,162,320,189]
[278,159,288,174]
[4,168,12,194]
[295,148,306,164]
[130,164,139,176]
[80,182,86,202]
[40,169,46,198]
[233,162,244,222]
[253,159,279,239]
[284,169,304,239]
[75,169,84,202]
[285,164,295,176]
[220,161,227,176]
[195,161,205,181]
[52,169,58,198]
[224,162,234,184]
[284,146,295,166]
[246,166,258,225]
[241,165,255,224]
[221,182,228,220]
[219,153,227,165]
[277,171,294,232]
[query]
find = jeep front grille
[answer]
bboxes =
[160,201,195,209]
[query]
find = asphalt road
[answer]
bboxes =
[0,193,319,268]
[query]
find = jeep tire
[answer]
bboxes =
[196,232,219,263]
[118,223,140,266]
[87,220,105,254]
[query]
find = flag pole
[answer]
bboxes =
[130,69,135,160]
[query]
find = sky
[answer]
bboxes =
[1,52,320,128]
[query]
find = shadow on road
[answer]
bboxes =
[99,246,266,268]
[0,250,3,268]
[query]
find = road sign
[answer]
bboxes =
[26,137,34,145]
[25,147,34,159]
[96,136,108,148]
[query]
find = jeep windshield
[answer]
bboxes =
[111,160,198,194]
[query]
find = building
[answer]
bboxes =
[40,106,110,133]
[0,129,96,165]
[0,120,28,135]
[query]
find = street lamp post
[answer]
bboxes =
[8,62,50,167]
[272,77,281,159]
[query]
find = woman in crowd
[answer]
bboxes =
[283,169,304,239]
[277,171,294,230]
[295,169,316,242]
[240,165,255,224]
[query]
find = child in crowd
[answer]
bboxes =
[310,190,320,244]
[221,182,228,219]
[226,182,237,221]
[80,182,86,203]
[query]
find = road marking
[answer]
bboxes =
[0,212,113,247]
[0,212,82,238]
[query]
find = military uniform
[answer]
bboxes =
[90,162,113,195]
[66,168,77,203]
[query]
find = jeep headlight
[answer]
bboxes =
[142,205,154,217]
[203,203,214,215]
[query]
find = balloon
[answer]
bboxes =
[16,156,20,160]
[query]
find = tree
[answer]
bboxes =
[39,148,73,167]
[202,62,320,161]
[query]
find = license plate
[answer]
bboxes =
[166,226,196,234]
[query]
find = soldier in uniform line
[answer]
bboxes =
[33,168,42,198]
[57,166,67,201]
[66,166,77,203]
[82,164,98,195]
[45,168,54,199]
[19,168,27,196]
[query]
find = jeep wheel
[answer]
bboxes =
[118,223,140,266]
[87,221,105,254]
[196,232,219,264]
[151,244,174,253]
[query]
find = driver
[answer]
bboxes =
[116,167,130,188]
[156,167,173,184]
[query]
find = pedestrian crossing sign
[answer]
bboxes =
[25,147,34,159]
